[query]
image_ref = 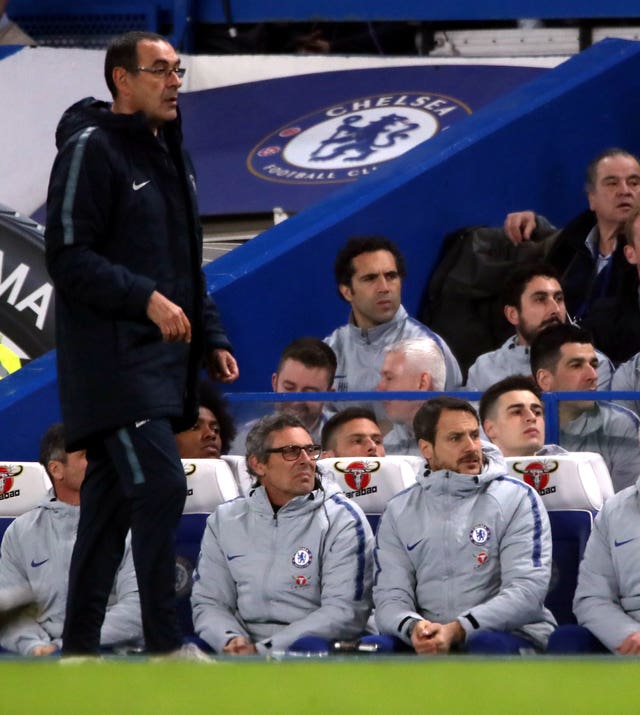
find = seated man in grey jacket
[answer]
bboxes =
[325,235,462,393]
[531,323,640,493]
[557,474,640,654]
[0,424,142,656]
[371,396,556,654]
[466,263,613,392]
[191,413,374,655]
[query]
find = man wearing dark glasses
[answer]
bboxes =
[192,413,374,656]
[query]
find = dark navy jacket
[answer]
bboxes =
[584,268,640,365]
[45,98,232,449]
[543,210,629,322]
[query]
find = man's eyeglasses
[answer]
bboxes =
[265,444,322,461]
[135,66,186,79]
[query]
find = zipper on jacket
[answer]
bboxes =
[442,472,454,614]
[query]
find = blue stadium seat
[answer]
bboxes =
[175,512,209,637]
[0,517,12,545]
[175,459,240,637]
[546,509,594,625]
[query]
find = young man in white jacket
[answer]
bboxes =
[372,396,556,654]
[191,413,374,655]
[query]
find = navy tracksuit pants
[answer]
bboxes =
[62,418,187,654]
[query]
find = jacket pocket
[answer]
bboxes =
[116,320,163,367]
[620,594,640,614]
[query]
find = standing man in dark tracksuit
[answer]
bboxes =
[45,31,239,656]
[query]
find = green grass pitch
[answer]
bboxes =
[1,657,638,715]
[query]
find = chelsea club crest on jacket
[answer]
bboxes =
[373,447,557,648]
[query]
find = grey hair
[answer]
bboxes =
[385,337,446,391]
[38,422,67,482]
[245,413,309,480]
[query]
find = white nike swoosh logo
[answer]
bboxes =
[132,180,151,191]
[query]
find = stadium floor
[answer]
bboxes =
[1,655,637,714]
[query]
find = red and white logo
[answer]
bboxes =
[511,460,559,494]
[0,464,23,494]
[294,575,308,587]
[476,551,489,565]
[334,460,381,491]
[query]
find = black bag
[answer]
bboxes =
[419,225,554,379]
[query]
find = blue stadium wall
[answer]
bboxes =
[2,37,640,459]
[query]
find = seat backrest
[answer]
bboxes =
[177,460,239,635]
[182,459,240,514]
[505,453,605,511]
[318,456,416,530]
[580,452,614,502]
[0,515,15,547]
[221,455,254,496]
[0,462,50,517]
[546,509,594,625]
[389,454,425,478]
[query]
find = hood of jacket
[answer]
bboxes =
[36,496,80,521]
[248,476,344,519]
[345,305,408,344]
[416,441,507,497]
[55,96,183,150]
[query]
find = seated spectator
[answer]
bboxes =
[503,147,640,321]
[324,235,462,394]
[584,202,640,364]
[191,414,373,655]
[466,263,612,391]
[229,337,336,454]
[371,396,556,654]
[0,424,142,656]
[479,375,545,457]
[376,338,446,456]
[566,478,640,655]
[321,406,385,458]
[531,323,640,492]
[176,377,236,459]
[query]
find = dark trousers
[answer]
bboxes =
[62,418,187,654]
[546,624,609,654]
